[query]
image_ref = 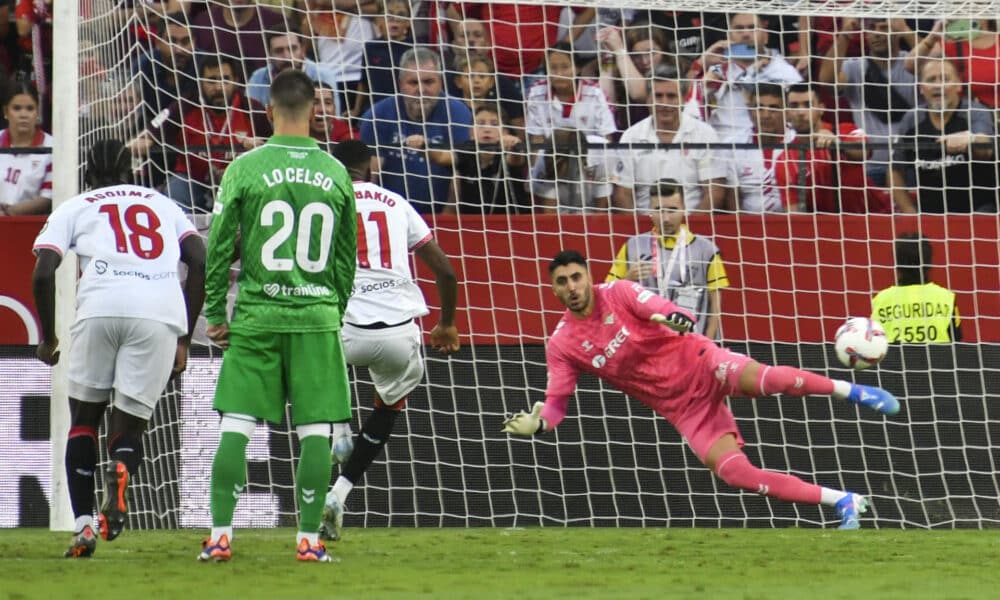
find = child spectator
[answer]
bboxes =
[0,80,52,216]
[451,53,524,136]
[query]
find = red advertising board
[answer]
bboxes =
[1,214,997,345]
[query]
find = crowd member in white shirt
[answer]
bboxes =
[686,13,801,142]
[32,139,205,558]
[612,64,730,212]
[0,81,53,216]
[723,83,795,212]
[525,41,617,149]
[320,140,459,542]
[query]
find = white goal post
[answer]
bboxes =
[44,0,1000,532]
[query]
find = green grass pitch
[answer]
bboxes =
[0,528,996,599]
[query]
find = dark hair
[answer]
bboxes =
[648,63,690,98]
[265,25,301,52]
[650,179,684,202]
[895,232,932,285]
[749,82,785,104]
[4,80,39,109]
[541,128,587,180]
[786,82,824,104]
[270,69,315,116]
[198,54,238,79]
[474,102,508,122]
[332,139,372,171]
[85,139,132,188]
[549,249,588,274]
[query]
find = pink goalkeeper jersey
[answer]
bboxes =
[542,280,721,428]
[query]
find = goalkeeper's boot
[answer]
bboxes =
[198,534,232,562]
[98,460,129,541]
[846,384,900,416]
[64,524,97,558]
[836,493,869,530]
[319,491,344,542]
[296,538,334,562]
[331,433,354,465]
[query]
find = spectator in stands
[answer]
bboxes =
[360,47,472,214]
[447,18,492,63]
[445,3,563,83]
[305,0,377,112]
[310,82,357,143]
[424,104,528,214]
[593,25,666,130]
[822,17,919,186]
[14,0,52,125]
[192,0,284,84]
[606,180,728,339]
[686,12,801,142]
[780,83,892,213]
[530,128,611,214]
[450,53,525,136]
[0,80,51,215]
[890,59,996,213]
[167,56,271,214]
[247,27,340,110]
[525,42,616,151]
[353,0,414,117]
[612,64,728,212]
[723,83,793,212]
[907,19,1000,110]
[871,232,961,343]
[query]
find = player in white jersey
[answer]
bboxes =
[32,140,206,558]
[320,140,459,541]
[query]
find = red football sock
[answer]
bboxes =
[715,450,822,504]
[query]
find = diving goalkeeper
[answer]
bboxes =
[503,250,899,529]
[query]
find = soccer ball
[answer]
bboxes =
[834,317,889,370]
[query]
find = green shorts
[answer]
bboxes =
[213,329,351,425]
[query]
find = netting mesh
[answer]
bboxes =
[57,0,1000,530]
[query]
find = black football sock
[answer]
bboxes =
[108,432,143,475]
[340,406,400,484]
[66,426,99,520]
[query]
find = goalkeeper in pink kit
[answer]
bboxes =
[503,250,899,529]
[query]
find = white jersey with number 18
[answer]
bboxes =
[32,184,198,334]
[346,180,432,325]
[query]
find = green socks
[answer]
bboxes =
[296,435,332,533]
[209,432,249,528]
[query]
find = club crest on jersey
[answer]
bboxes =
[603,313,614,325]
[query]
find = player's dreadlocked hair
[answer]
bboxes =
[549,250,588,274]
[85,139,132,188]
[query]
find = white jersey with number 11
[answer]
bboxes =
[346,180,433,325]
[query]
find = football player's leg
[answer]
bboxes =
[64,318,116,555]
[736,361,840,398]
[289,332,350,559]
[202,330,283,560]
[64,398,106,557]
[335,326,422,502]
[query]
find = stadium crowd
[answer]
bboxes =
[1,1,998,217]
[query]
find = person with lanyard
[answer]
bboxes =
[871,232,961,344]
[605,179,728,340]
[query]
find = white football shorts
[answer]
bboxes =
[341,320,424,406]
[67,316,178,419]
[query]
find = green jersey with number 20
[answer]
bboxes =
[205,135,357,332]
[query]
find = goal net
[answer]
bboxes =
[48,0,999,531]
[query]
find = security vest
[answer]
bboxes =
[870,283,956,343]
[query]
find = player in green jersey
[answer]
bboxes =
[199,69,356,563]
